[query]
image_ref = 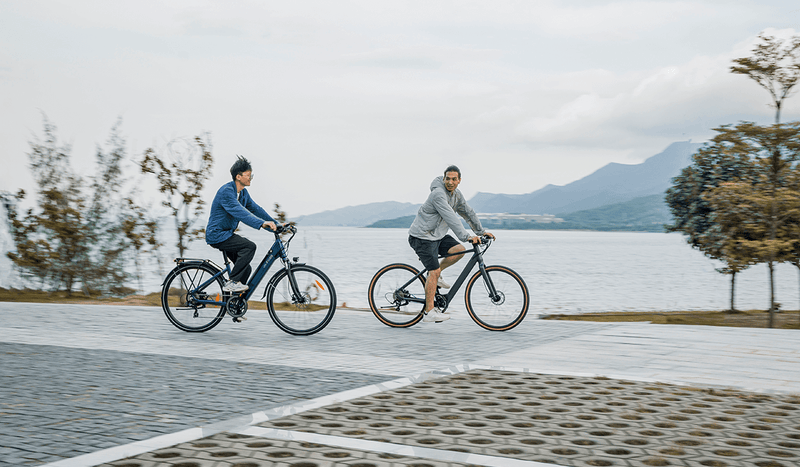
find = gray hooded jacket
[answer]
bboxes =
[408,176,485,242]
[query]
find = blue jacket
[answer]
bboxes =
[205,181,275,245]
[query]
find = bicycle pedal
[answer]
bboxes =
[232,316,247,323]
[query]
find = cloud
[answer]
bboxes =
[2,2,800,215]
[505,30,799,154]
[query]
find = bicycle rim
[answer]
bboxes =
[368,263,425,327]
[266,265,336,335]
[162,264,226,332]
[465,265,529,331]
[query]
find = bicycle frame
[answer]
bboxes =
[401,240,500,309]
[178,232,293,307]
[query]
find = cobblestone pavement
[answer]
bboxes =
[2,303,800,467]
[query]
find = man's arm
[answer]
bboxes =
[241,193,277,229]
[219,188,271,231]
[455,199,485,236]
[430,190,473,242]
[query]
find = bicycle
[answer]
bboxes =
[368,235,529,331]
[161,224,336,335]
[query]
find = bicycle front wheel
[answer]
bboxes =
[161,263,227,332]
[368,263,425,328]
[465,265,529,331]
[266,265,336,336]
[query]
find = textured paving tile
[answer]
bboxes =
[248,369,800,467]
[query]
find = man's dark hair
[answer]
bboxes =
[444,165,461,179]
[230,156,252,181]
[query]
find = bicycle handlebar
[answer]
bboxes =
[472,234,493,245]
[272,223,297,235]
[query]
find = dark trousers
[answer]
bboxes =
[211,234,256,284]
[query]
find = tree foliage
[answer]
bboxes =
[4,117,156,296]
[666,128,755,312]
[140,134,213,258]
[704,122,800,326]
[731,33,800,123]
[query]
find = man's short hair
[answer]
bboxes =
[444,165,461,179]
[230,156,252,181]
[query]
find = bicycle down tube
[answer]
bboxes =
[399,242,490,308]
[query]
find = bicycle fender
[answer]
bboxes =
[259,263,308,300]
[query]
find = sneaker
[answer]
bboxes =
[223,281,249,292]
[423,310,451,323]
[437,277,451,289]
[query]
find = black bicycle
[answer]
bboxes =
[368,235,529,331]
[161,225,336,335]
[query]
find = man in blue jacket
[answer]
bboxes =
[206,156,278,293]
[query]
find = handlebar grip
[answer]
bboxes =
[272,224,296,234]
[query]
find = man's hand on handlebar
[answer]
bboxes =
[469,232,495,244]
[262,221,277,231]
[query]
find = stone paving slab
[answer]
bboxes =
[0,343,388,466]
[2,303,800,467]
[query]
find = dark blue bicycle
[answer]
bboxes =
[160,225,336,335]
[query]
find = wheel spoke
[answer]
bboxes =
[162,264,226,332]
[267,265,336,335]
[369,264,425,327]
[466,266,528,331]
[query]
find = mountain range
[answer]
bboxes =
[292,140,703,229]
[468,141,701,215]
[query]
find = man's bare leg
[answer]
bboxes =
[439,244,466,271]
[424,268,441,313]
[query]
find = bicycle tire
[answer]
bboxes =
[368,263,425,328]
[465,265,529,331]
[266,265,336,336]
[161,263,227,332]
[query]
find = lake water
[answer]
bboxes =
[122,227,800,315]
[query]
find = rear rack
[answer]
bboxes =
[174,257,223,271]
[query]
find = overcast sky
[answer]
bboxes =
[2,1,800,217]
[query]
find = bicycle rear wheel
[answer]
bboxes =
[162,263,227,332]
[368,263,425,328]
[465,265,529,331]
[266,265,336,336]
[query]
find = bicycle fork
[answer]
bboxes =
[477,257,502,303]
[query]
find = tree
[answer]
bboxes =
[731,32,800,124]
[121,198,162,293]
[666,132,755,312]
[140,134,213,258]
[4,117,149,296]
[704,122,800,327]
[273,203,296,238]
[731,32,800,324]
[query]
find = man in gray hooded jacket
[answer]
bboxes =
[408,165,494,323]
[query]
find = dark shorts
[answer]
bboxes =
[408,234,460,272]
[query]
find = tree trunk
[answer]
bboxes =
[729,271,737,312]
[768,261,776,328]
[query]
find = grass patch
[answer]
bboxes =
[0,287,272,310]
[543,310,800,329]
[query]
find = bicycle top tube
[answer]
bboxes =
[437,236,492,259]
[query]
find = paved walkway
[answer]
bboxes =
[1,302,799,467]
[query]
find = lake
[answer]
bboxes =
[128,227,800,315]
